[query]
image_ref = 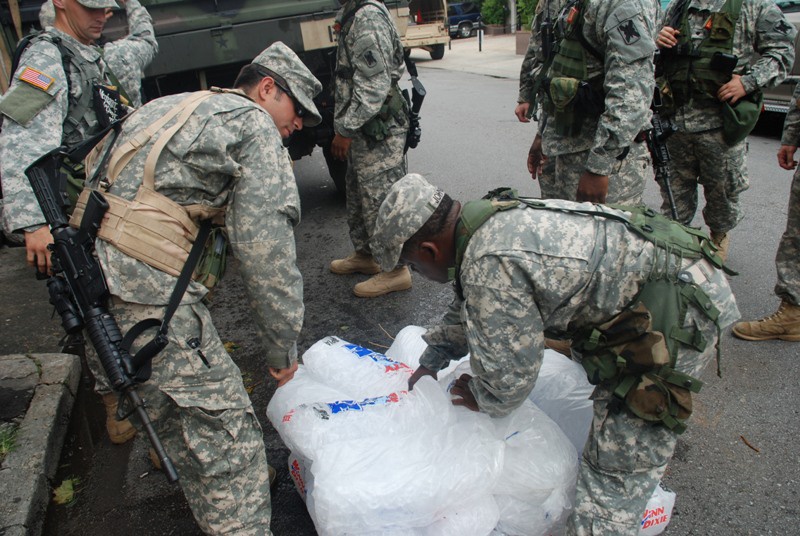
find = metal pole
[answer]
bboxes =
[478,16,483,52]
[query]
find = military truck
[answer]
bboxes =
[0,0,448,192]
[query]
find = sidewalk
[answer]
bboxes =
[408,32,525,80]
[0,247,81,536]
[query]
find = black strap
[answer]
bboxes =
[123,219,213,376]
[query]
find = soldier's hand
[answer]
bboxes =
[656,26,679,49]
[450,374,479,412]
[778,145,798,170]
[408,365,437,390]
[717,75,746,104]
[269,361,299,388]
[331,134,352,161]
[515,102,531,123]
[576,171,609,203]
[528,134,546,180]
[24,226,53,275]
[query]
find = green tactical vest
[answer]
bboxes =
[450,189,732,434]
[543,0,605,136]
[660,0,743,111]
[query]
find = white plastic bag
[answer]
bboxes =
[638,482,676,535]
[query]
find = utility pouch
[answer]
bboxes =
[195,227,228,291]
[721,89,763,146]
[548,77,583,137]
[708,12,734,41]
[361,86,405,142]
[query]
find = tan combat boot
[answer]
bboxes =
[732,301,800,341]
[330,252,381,275]
[102,393,137,444]
[353,266,412,298]
[710,231,730,262]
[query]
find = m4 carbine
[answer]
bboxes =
[403,56,426,153]
[26,147,179,483]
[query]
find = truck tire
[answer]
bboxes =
[429,44,445,60]
[458,23,473,38]
[323,145,348,195]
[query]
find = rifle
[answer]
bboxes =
[25,146,179,483]
[645,89,679,220]
[402,56,426,153]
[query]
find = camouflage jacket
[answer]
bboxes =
[334,0,406,138]
[661,0,796,133]
[103,0,159,107]
[781,83,800,146]
[420,201,740,417]
[517,0,566,107]
[93,91,304,369]
[540,0,659,174]
[0,28,136,233]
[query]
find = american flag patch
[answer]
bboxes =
[19,67,54,91]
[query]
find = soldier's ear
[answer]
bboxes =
[52,0,65,10]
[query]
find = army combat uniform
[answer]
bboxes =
[0,24,133,234]
[371,176,739,535]
[540,0,658,204]
[774,84,800,307]
[658,0,795,244]
[88,78,308,532]
[334,0,409,259]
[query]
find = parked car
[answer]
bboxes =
[447,2,481,39]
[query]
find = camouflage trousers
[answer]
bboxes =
[345,122,407,259]
[661,129,748,233]
[87,299,273,535]
[541,142,650,205]
[775,167,800,305]
[568,257,740,535]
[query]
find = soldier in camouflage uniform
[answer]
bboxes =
[656,0,796,261]
[538,0,658,205]
[39,0,159,107]
[370,174,740,535]
[329,0,412,298]
[514,0,564,188]
[0,0,146,443]
[733,82,800,342]
[86,42,321,534]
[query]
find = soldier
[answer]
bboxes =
[371,174,740,535]
[0,0,146,444]
[514,0,563,186]
[538,0,659,204]
[39,0,159,107]
[656,0,796,260]
[732,82,800,342]
[328,0,412,298]
[78,42,320,534]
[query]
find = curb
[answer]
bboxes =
[0,353,81,536]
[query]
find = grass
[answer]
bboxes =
[0,422,19,463]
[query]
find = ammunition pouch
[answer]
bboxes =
[546,76,604,137]
[721,90,763,146]
[361,85,408,143]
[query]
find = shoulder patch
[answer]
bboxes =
[18,66,55,91]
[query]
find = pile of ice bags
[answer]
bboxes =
[267,326,594,535]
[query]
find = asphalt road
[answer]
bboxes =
[38,67,800,535]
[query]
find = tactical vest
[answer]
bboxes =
[660,0,743,111]
[70,90,231,283]
[543,0,605,136]
[451,189,731,433]
[336,0,409,143]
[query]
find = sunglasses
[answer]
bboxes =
[259,69,306,119]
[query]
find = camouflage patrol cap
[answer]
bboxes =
[372,174,445,272]
[76,0,120,8]
[252,42,323,127]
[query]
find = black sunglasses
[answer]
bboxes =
[258,69,306,119]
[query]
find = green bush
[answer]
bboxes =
[480,0,507,25]
[517,0,536,30]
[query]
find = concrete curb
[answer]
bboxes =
[0,353,81,536]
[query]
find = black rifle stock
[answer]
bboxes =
[26,147,179,483]
[403,57,426,153]
[645,90,679,220]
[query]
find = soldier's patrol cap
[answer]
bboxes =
[76,0,120,8]
[372,174,446,272]
[251,42,323,127]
